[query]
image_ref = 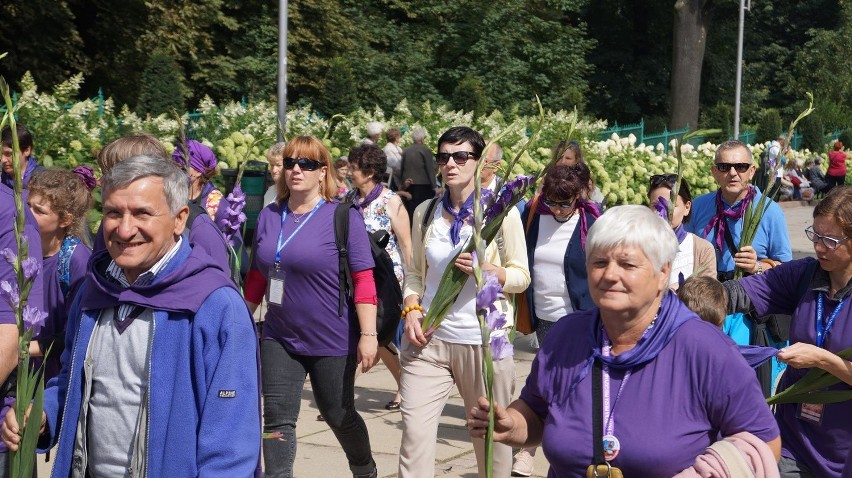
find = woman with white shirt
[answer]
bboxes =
[398,126,530,478]
[383,128,403,189]
[511,164,600,476]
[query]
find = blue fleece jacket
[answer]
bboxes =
[40,241,261,477]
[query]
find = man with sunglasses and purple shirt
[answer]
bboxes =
[687,139,793,396]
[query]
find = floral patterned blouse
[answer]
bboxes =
[346,188,405,286]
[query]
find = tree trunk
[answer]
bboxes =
[669,0,713,131]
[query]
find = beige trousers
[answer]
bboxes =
[398,337,515,478]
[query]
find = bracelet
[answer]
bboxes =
[360,332,378,336]
[401,304,425,318]
[755,262,763,275]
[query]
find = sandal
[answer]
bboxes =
[384,400,401,411]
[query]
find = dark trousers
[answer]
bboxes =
[261,339,375,478]
[826,173,846,191]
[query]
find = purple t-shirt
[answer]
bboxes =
[252,201,374,356]
[35,242,91,380]
[519,309,779,477]
[0,188,44,325]
[739,258,852,477]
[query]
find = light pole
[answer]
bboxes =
[733,0,750,139]
[277,0,288,142]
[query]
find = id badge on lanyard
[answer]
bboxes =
[266,265,286,306]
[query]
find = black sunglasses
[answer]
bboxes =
[650,174,678,189]
[284,157,324,171]
[435,151,479,166]
[543,198,575,209]
[714,162,752,173]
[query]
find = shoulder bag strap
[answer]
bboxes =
[420,197,441,244]
[592,358,604,465]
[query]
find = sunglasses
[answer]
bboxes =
[714,162,752,173]
[435,151,479,166]
[650,174,678,189]
[543,199,575,209]
[284,157,324,171]
[805,226,850,250]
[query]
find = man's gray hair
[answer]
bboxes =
[585,205,678,272]
[713,139,751,164]
[485,142,503,162]
[101,155,189,215]
[411,127,428,142]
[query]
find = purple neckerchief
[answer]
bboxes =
[442,191,474,246]
[702,187,755,251]
[738,345,779,369]
[569,291,692,395]
[352,183,384,213]
[535,197,601,248]
[653,196,688,244]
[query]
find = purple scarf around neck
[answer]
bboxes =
[653,196,688,244]
[535,195,601,249]
[353,183,384,213]
[702,187,755,251]
[442,191,474,246]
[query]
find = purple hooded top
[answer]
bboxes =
[734,258,852,477]
[519,292,778,477]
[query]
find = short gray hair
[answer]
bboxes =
[714,140,751,164]
[411,127,428,142]
[101,155,189,216]
[585,205,678,271]
[366,121,384,137]
[485,142,503,163]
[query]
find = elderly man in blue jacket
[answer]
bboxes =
[1,155,260,477]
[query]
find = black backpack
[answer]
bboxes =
[334,202,403,346]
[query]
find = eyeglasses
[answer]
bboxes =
[714,162,752,173]
[543,199,575,209]
[650,174,678,189]
[284,157,324,171]
[435,151,479,166]
[805,226,850,250]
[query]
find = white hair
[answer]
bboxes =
[366,121,384,137]
[585,205,678,271]
[411,127,427,142]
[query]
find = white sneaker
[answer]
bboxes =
[511,449,535,477]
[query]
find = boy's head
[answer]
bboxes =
[1,124,34,176]
[677,276,727,328]
[97,133,167,174]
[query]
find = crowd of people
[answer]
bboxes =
[0,121,848,478]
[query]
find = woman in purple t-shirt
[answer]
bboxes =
[724,186,852,478]
[26,167,94,381]
[469,206,780,477]
[244,136,380,478]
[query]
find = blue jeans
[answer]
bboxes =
[261,339,375,478]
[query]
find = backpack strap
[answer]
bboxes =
[420,197,441,244]
[184,201,208,233]
[334,202,355,317]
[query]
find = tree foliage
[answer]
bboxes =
[1,0,850,136]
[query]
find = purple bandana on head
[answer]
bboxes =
[653,196,688,244]
[441,191,474,246]
[171,140,218,173]
[702,187,755,251]
[353,183,384,213]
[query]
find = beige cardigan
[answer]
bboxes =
[403,199,530,326]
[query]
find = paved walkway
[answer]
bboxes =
[36,202,818,478]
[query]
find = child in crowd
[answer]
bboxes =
[677,276,727,328]
[26,167,95,381]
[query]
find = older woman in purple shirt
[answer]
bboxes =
[469,205,780,477]
[724,185,852,478]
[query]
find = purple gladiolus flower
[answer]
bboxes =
[22,305,48,334]
[0,248,16,265]
[490,334,514,360]
[219,184,247,245]
[22,257,40,281]
[0,281,19,308]
[476,271,504,313]
[484,308,507,331]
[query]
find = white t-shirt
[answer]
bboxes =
[421,207,481,344]
[669,233,695,288]
[533,214,579,322]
